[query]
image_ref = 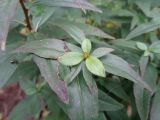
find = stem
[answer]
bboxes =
[19,0,32,30]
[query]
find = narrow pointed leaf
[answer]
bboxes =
[86,56,106,77]
[9,95,42,120]
[92,47,114,58]
[64,63,82,84]
[126,21,160,40]
[32,6,56,31]
[102,54,152,92]
[76,23,115,40]
[53,19,115,40]
[82,64,94,91]
[16,39,66,59]
[66,42,82,52]
[134,86,151,120]
[150,87,160,120]
[135,64,157,120]
[111,39,138,50]
[149,41,160,54]
[34,56,69,103]
[100,80,129,101]
[0,55,18,88]
[139,56,149,77]
[52,20,86,44]
[135,0,151,17]
[102,54,138,82]
[0,0,19,50]
[66,76,99,120]
[6,61,38,87]
[99,90,124,111]
[96,113,107,120]
[53,68,99,120]
[35,0,102,13]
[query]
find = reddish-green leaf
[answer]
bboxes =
[34,56,69,104]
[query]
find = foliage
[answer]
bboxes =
[0,0,160,120]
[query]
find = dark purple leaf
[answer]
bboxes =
[33,56,69,104]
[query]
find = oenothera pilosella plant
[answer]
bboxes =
[1,0,160,120]
[58,38,114,77]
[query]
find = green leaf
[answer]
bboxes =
[143,64,157,91]
[0,53,24,88]
[65,76,99,120]
[99,90,124,111]
[102,54,152,92]
[32,6,56,31]
[126,21,160,40]
[82,38,92,53]
[86,56,106,77]
[139,56,149,77]
[136,42,148,51]
[64,63,82,84]
[102,54,138,83]
[134,64,158,120]
[76,22,115,40]
[134,72,152,120]
[143,50,151,56]
[53,65,99,120]
[0,59,17,88]
[100,79,129,101]
[95,113,107,120]
[111,39,138,50]
[150,86,160,120]
[0,0,19,50]
[6,61,38,86]
[149,41,160,54]
[34,56,69,103]
[66,42,82,52]
[42,87,70,120]
[135,0,151,17]
[134,86,151,120]
[9,95,42,120]
[107,109,129,120]
[58,52,84,66]
[53,19,115,40]
[82,64,94,91]
[51,19,86,44]
[35,0,102,13]
[16,39,66,59]
[92,47,114,58]
[19,80,37,96]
